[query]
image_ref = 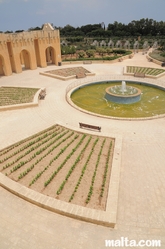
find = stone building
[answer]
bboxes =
[0,23,61,76]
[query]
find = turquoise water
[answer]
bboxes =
[71,82,165,118]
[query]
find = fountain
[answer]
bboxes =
[105,81,141,104]
[121,81,126,93]
[70,80,165,118]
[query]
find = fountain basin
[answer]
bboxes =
[105,85,141,104]
[70,80,165,118]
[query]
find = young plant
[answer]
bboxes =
[85,138,106,204]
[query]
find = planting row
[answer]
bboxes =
[0,87,39,106]
[0,125,114,210]
[127,66,165,76]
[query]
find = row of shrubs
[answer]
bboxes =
[62,47,132,61]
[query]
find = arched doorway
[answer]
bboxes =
[45,46,55,65]
[20,49,30,70]
[0,55,5,76]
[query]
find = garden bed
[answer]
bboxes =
[40,67,95,80]
[0,87,39,106]
[149,50,165,62]
[125,66,165,77]
[0,125,115,211]
[46,67,90,77]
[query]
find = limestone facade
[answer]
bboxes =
[0,25,61,76]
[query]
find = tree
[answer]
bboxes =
[70,46,76,57]
[28,26,41,31]
[87,29,106,37]
[60,25,75,36]
[106,48,113,55]
[15,30,24,33]
[80,24,101,35]
[86,49,95,58]
[96,47,107,57]
[78,51,85,58]
[58,18,165,39]
[5,30,13,33]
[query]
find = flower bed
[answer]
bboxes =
[46,67,90,77]
[0,125,114,211]
[126,66,165,76]
[0,87,39,106]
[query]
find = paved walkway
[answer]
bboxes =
[0,52,165,249]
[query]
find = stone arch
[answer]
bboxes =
[45,46,56,65]
[20,49,31,70]
[0,54,5,76]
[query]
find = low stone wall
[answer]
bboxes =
[40,71,95,81]
[0,134,122,228]
[146,53,163,66]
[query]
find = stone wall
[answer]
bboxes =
[0,28,61,76]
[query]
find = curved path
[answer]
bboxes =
[0,52,165,248]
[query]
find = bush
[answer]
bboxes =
[86,49,96,58]
[160,52,165,57]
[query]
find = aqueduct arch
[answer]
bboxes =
[0,23,61,76]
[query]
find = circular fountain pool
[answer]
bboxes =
[70,81,165,119]
[105,81,141,104]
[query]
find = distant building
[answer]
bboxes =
[0,23,61,76]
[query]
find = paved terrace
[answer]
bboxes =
[0,52,165,249]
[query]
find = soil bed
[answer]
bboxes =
[0,87,39,106]
[0,125,114,210]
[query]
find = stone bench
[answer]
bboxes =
[83,61,92,64]
[134,72,145,78]
[118,58,123,62]
[76,73,86,79]
[79,122,101,132]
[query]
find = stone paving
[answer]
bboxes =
[0,52,165,249]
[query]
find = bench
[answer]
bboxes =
[134,72,145,78]
[79,122,101,132]
[39,89,46,100]
[83,61,92,64]
[76,73,86,79]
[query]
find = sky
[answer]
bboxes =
[0,0,165,32]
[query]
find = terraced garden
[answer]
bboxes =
[0,87,39,106]
[126,66,165,76]
[0,125,114,210]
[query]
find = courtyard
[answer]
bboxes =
[0,51,165,248]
